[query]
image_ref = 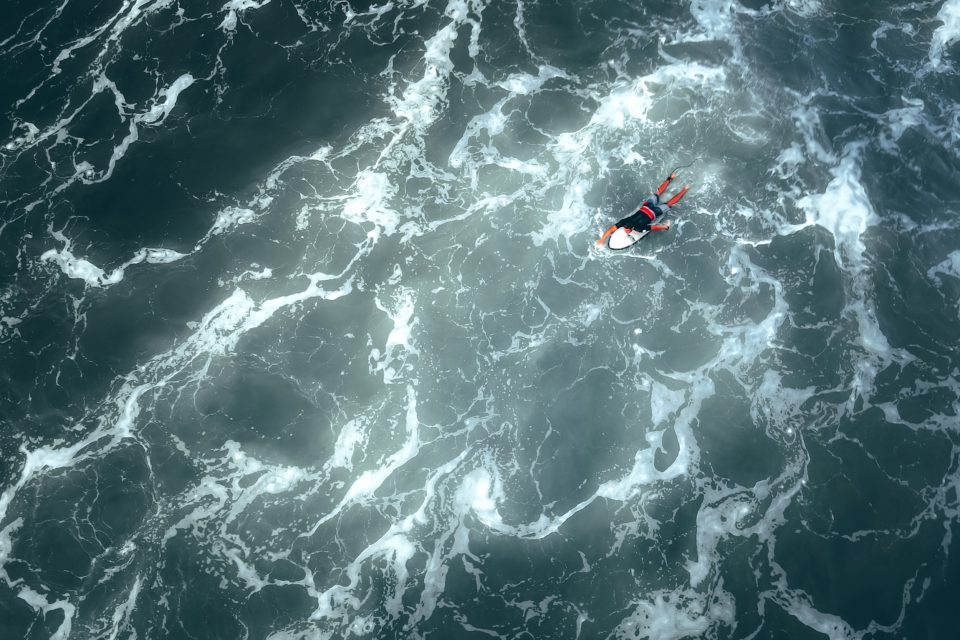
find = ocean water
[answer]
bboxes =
[1,1,959,638]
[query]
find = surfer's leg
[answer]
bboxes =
[665,185,690,207]
[655,173,675,196]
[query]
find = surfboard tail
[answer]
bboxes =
[607,227,648,250]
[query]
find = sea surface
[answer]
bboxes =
[2,1,960,638]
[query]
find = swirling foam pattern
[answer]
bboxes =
[1,1,959,638]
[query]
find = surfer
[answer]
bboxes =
[596,170,690,245]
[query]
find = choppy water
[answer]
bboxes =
[2,1,960,638]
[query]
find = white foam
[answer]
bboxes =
[592,91,654,130]
[927,250,960,285]
[460,467,503,529]
[256,465,306,496]
[496,64,566,95]
[306,386,421,535]
[594,63,726,130]
[448,99,508,170]
[221,0,273,12]
[169,443,307,549]
[0,518,22,583]
[532,179,590,247]
[599,377,709,502]
[385,0,481,128]
[141,74,195,125]
[10,0,185,176]
[40,248,114,287]
[783,599,857,640]
[581,303,601,327]
[161,478,230,543]
[879,98,924,152]
[145,274,351,379]
[691,460,807,596]
[210,206,256,236]
[48,13,112,75]
[16,587,76,640]
[752,370,814,438]
[929,0,960,69]
[372,290,418,383]
[342,1,396,26]
[614,589,734,640]
[138,248,185,264]
[385,295,417,352]
[650,382,685,426]
[310,519,417,624]
[265,632,325,640]
[774,142,805,178]
[224,546,269,592]
[690,499,751,588]
[4,121,39,150]
[110,0,177,43]
[709,246,789,369]
[851,299,892,356]
[776,0,822,16]
[40,243,186,288]
[793,145,911,387]
[797,145,876,267]
[946,102,960,150]
[329,418,369,470]
[790,96,838,164]
[220,9,238,30]
[92,72,195,183]
[686,0,754,44]
[0,382,150,530]
[104,576,141,640]
[453,459,603,540]
[341,171,399,238]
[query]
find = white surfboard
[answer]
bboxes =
[607,226,649,250]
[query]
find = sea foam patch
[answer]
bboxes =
[341,171,400,238]
[614,589,735,640]
[4,1,960,639]
[797,145,877,268]
[40,244,186,288]
[929,0,960,69]
[928,250,960,286]
[371,289,419,384]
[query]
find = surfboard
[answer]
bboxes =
[607,226,649,250]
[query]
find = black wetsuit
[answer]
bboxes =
[615,198,664,232]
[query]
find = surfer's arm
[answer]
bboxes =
[650,221,672,231]
[596,225,618,245]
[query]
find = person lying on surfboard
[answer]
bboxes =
[596,170,690,245]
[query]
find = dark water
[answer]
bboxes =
[2,1,960,638]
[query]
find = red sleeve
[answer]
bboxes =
[650,224,669,231]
